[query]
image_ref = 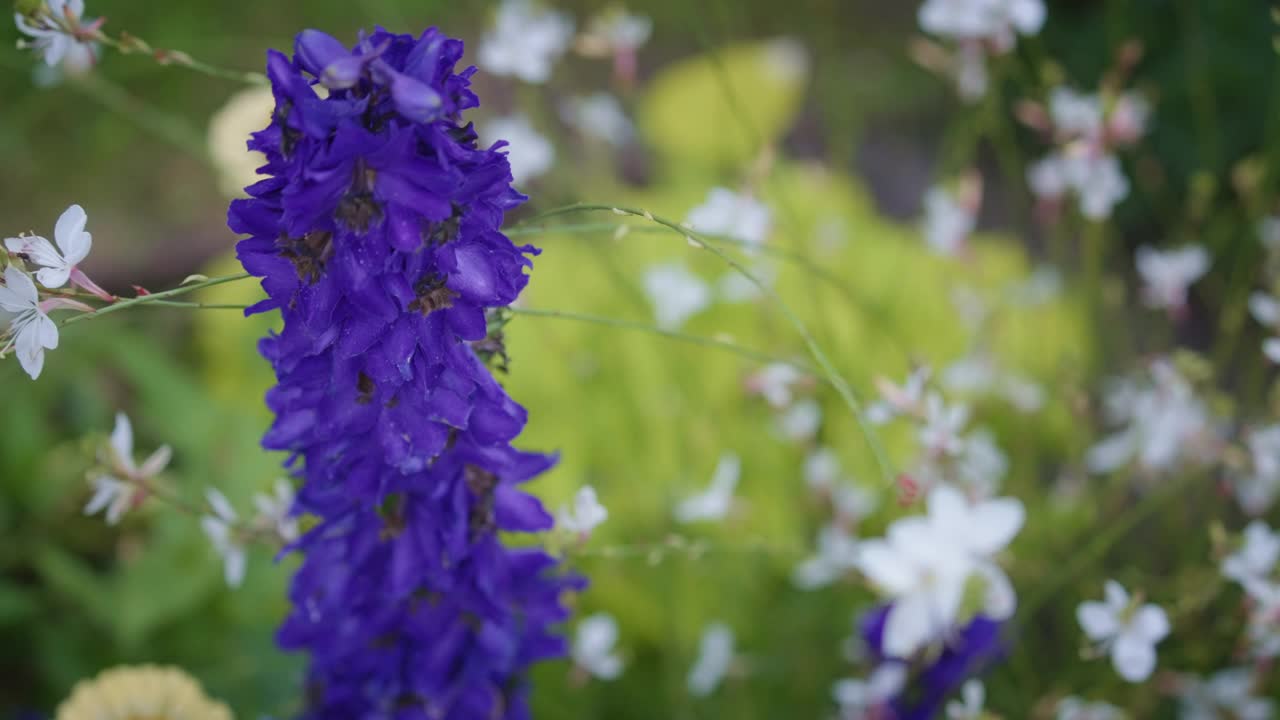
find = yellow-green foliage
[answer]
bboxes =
[192,39,1093,715]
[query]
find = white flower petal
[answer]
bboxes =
[0,266,39,311]
[109,412,135,472]
[53,204,91,265]
[882,592,935,658]
[1130,605,1170,643]
[1111,629,1158,682]
[1076,601,1120,641]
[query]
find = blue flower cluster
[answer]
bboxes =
[228,27,578,719]
[861,606,1005,719]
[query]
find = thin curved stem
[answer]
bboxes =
[58,273,252,327]
[515,203,896,484]
[511,307,814,375]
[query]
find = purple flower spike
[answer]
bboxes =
[229,26,576,719]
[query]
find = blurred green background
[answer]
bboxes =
[2,1,1277,718]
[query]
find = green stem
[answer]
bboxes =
[510,307,813,374]
[58,273,252,327]
[516,203,896,485]
[93,31,267,86]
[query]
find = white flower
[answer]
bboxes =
[559,93,634,146]
[777,398,822,441]
[918,0,1046,46]
[572,613,624,679]
[558,485,608,535]
[1136,244,1210,312]
[1086,360,1212,475]
[718,260,776,303]
[687,622,734,696]
[253,479,298,543]
[1248,292,1280,363]
[831,482,878,522]
[793,524,861,590]
[942,351,1044,413]
[479,115,554,186]
[920,393,970,457]
[954,42,989,102]
[0,266,58,379]
[954,429,1009,498]
[1244,580,1280,659]
[578,8,652,55]
[1055,696,1125,720]
[1050,87,1105,139]
[643,262,711,330]
[477,0,573,84]
[1222,521,1280,590]
[1029,150,1130,220]
[15,0,96,71]
[858,485,1023,647]
[685,188,772,249]
[1076,580,1170,682]
[745,362,807,408]
[803,447,842,491]
[922,185,976,257]
[1237,425,1280,514]
[675,452,740,524]
[201,488,247,588]
[867,367,931,424]
[1178,668,1274,720]
[947,680,985,720]
[833,665,907,717]
[857,484,1023,657]
[5,204,92,289]
[84,412,173,525]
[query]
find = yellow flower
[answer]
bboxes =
[55,665,233,720]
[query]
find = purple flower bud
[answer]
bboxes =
[390,70,443,122]
[293,29,348,78]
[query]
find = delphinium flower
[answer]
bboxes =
[571,613,625,680]
[478,114,555,186]
[1024,85,1149,221]
[14,0,99,75]
[478,0,574,84]
[559,93,635,146]
[83,412,173,525]
[1177,668,1275,720]
[675,452,741,524]
[914,0,1045,102]
[557,485,608,537]
[857,484,1023,658]
[921,177,981,258]
[54,665,232,720]
[1076,580,1170,682]
[575,6,651,87]
[229,27,579,717]
[1054,696,1125,720]
[859,605,1007,719]
[1135,244,1210,317]
[687,622,735,697]
[643,261,711,330]
[1086,359,1217,476]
